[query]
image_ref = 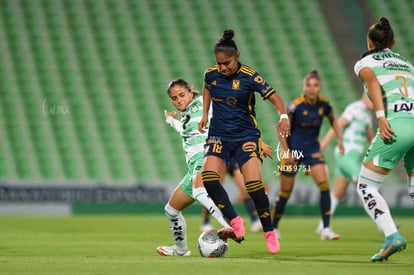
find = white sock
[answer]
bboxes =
[193,187,231,228]
[330,194,339,216]
[408,176,414,201]
[164,203,188,254]
[357,166,397,237]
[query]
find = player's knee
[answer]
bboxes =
[318,181,330,192]
[164,203,180,219]
[201,171,220,183]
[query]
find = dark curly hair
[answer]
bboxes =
[362,17,394,58]
[303,70,321,84]
[214,29,238,56]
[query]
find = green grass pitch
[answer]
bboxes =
[0,215,413,274]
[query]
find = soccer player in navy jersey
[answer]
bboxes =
[271,70,344,241]
[198,29,290,254]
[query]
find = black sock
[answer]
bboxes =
[243,198,258,222]
[245,181,272,232]
[202,208,210,224]
[320,190,331,228]
[201,171,237,220]
[271,190,291,229]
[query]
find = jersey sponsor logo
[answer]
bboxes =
[212,80,217,86]
[383,61,410,72]
[225,97,238,106]
[373,52,409,63]
[232,80,240,90]
[254,75,265,85]
[212,96,238,106]
[300,121,321,127]
[242,141,257,152]
[393,102,413,112]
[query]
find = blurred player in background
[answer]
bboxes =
[271,70,344,240]
[316,93,374,233]
[157,79,231,257]
[198,29,290,254]
[354,16,413,262]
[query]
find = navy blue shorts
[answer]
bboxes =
[204,136,263,169]
[226,158,240,176]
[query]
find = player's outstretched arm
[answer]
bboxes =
[320,117,348,151]
[164,110,180,132]
[359,67,394,141]
[327,111,344,155]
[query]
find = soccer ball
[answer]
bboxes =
[197,229,229,258]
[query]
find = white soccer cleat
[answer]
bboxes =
[274,229,281,240]
[156,245,191,256]
[315,222,323,236]
[250,220,263,233]
[320,227,339,240]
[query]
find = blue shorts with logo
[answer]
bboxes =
[204,136,263,169]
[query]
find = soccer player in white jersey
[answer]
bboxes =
[316,93,374,234]
[354,17,414,262]
[156,79,232,256]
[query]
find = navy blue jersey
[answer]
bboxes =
[287,95,332,156]
[204,63,276,141]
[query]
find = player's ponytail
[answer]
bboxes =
[222,29,235,41]
[362,17,394,58]
[214,29,238,56]
[303,69,321,84]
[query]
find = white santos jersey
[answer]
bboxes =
[165,96,208,162]
[340,100,372,154]
[354,48,414,120]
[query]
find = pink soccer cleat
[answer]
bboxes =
[264,230,280,254]
[230,216,246,239]
[217,228,244,243]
